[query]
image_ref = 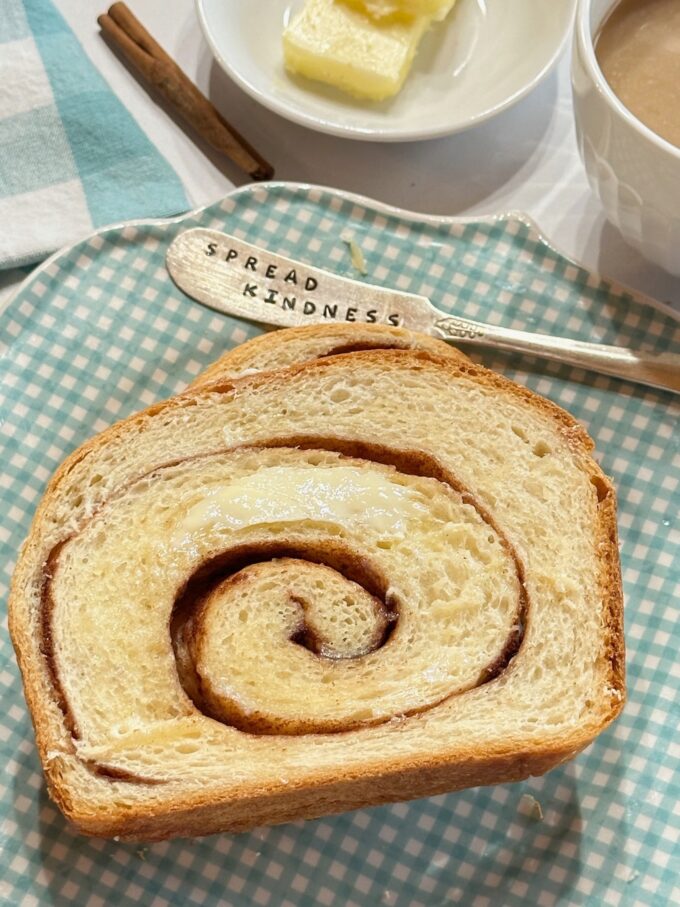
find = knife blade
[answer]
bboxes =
[166,228,680,396]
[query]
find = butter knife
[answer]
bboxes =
[166,228,680,396]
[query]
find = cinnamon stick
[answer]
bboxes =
[98,3,274,181]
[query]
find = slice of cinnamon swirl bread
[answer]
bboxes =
[9,326,624,840]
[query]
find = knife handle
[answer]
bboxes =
[433,315,680,396]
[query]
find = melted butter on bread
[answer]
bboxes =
[176,465,423,540]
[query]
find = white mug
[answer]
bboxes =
[572,0,680,275]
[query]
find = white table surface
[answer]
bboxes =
[3,0,679,314]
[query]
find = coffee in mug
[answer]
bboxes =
[596,0,680,149]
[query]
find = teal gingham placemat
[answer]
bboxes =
[1,183,678,907]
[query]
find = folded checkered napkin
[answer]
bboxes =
[0,0,189,269]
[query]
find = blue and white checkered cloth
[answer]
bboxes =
[0,0,189,269]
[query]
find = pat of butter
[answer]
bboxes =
[283,0,432,101]
[346,0,457,22]
[177,466,422,539]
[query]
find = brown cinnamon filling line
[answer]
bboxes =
[288,588,393,659]
[83,761,167,785]
[318,341,412,358]
[171,540,402,734]
[40,437,529,775]
[40,541,80,740]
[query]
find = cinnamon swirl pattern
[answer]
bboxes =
[11,326,624,839]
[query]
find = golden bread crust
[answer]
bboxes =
[188,323,471,388]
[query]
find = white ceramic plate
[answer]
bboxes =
[196,0,577,141]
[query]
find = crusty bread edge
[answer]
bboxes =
[62,733,596,841]
[188,323,471,389]
[9,348,625,839]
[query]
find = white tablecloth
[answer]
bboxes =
[3,0,679,314]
